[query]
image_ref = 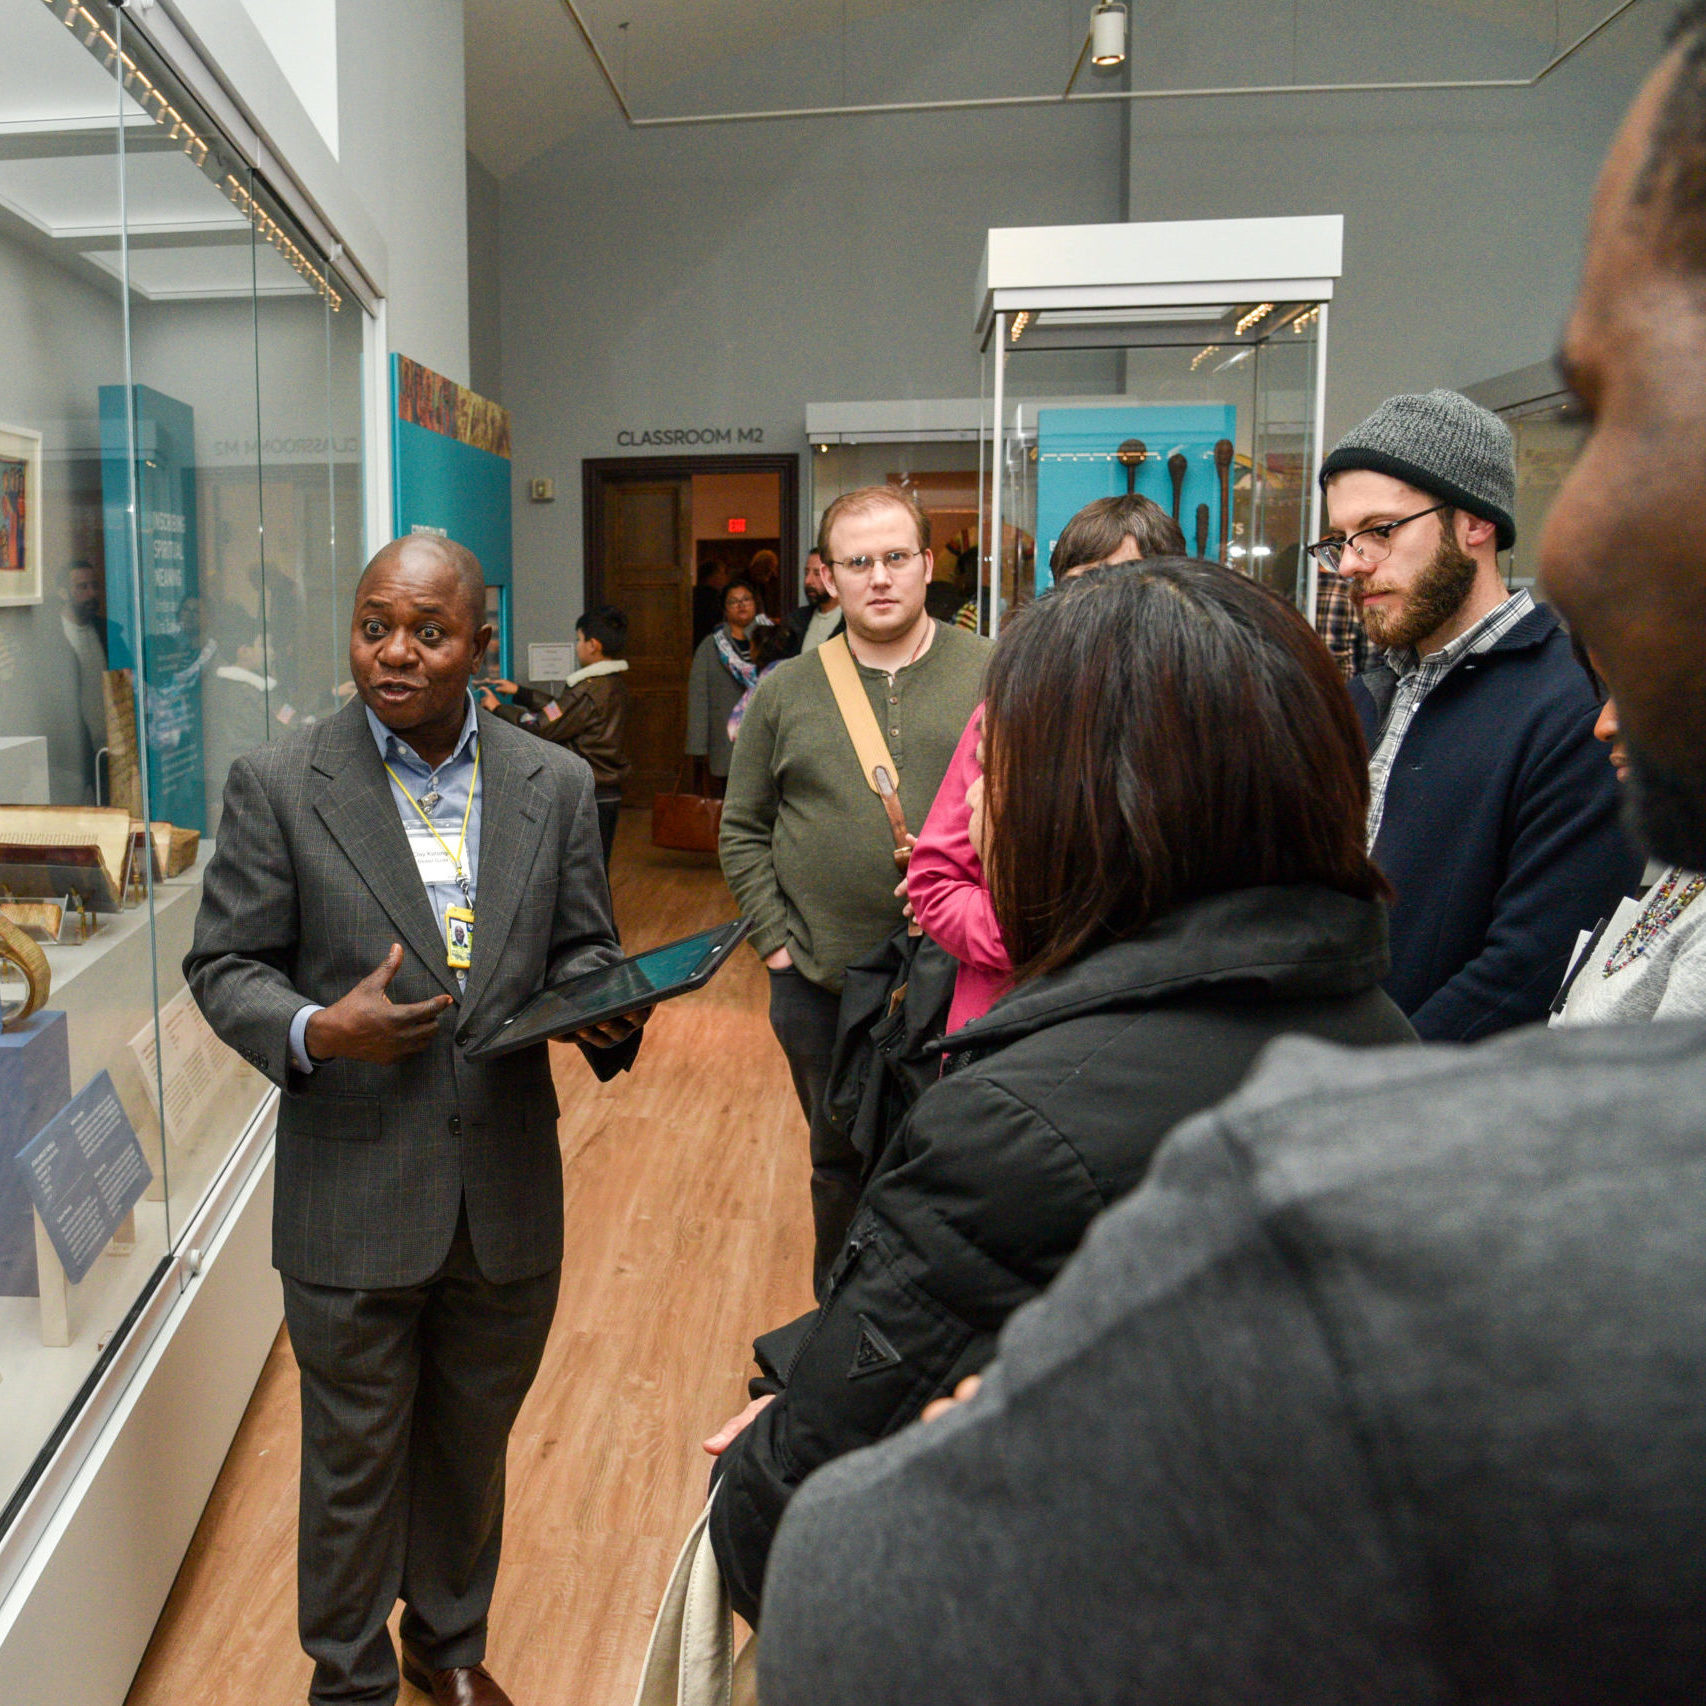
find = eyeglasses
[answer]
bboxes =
[825,548,925,576]
[1306,504,1450,575]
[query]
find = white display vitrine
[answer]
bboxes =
[976,215,1343,633]
[0,0,365,1549]
[806,399,985,624]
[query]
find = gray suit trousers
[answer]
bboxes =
[282,1206,559,1705]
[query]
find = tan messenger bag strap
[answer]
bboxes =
[818,632,910,849]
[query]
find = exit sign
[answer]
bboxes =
[727,517,747,534]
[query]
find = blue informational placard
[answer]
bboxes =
[1035,403,1237,589]
[99,383,207,831]
[0,1010,71,1297]
[14,1069,151,1285]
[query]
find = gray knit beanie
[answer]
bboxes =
[1318,389,1516,550]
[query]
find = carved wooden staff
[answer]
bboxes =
[1116,438,1146,495]
[1167,450,1187,522]
[1214,439,1234,562]
[1195,503,1210,560]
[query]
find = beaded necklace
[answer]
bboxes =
[1602,868,1706,976]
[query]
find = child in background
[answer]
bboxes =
[483,604,632,868]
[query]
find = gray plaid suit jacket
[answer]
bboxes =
[186,697,634,1289]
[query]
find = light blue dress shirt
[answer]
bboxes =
[289,693,483,1074]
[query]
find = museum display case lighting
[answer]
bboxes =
[976,215,1343,632]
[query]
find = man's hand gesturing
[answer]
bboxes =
[304,943,453,1064]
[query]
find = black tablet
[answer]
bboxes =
[464,918,752,1061]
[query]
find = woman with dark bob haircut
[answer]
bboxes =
[705,557,1416,1624]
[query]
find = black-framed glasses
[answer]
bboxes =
[825,548,925,575]
[1306,504,1449,575]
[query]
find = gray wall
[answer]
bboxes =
[467,152,504,403]
[498,62,1124,659]
[494,0,1666,662]
[1120,7,1668,443]
[336,0,471,384]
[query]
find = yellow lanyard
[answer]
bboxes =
[385,742,481,906]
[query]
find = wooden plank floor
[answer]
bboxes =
[125,812,814,1706]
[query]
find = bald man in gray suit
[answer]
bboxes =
[188,536,643,1706]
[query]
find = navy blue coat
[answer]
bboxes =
[1352,600,1641,1040]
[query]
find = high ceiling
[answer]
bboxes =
[463,0,1649,180]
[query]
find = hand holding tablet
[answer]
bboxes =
[466,919,752,1061]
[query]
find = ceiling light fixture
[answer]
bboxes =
[1235,302,1275,335]
[44,0,343,309]
[1009,310,1032,343]
[1091,3,1128,69]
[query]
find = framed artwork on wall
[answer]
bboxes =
[0,423,43,607]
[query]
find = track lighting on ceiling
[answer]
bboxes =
[1091,2,1128,69]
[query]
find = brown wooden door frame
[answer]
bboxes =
[582,452,801,610]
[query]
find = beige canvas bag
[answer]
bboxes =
[630,1491,758,1706]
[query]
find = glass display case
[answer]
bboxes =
[805,400,985,623]
[976,217,1343,633]
[1466,360,1583,594]
[0,0,366,1537]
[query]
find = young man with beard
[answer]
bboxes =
[754,16,1706,1697]
[781,547,844,657]
[1313,391,1639,1038]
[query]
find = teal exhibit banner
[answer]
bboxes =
[99,383,207,832]
[391,354,513,675]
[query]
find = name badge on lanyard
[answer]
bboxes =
[446,905,475,971]
[401,816,464,885]
[386,742,482,974]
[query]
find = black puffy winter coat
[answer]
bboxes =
[709,884,1417,1621]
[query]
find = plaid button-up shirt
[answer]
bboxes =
[1314,573,1372,680]
[1365,588,1534,850]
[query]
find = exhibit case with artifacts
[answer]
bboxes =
[0,3,375,1697]
[976,216,1343,632]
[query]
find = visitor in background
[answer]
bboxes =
[909,493,1187,1033]
[1314,570,1373,679]
[782,547,843,656]
[727,618,791,746]
[59,558,107,800]
[686,577,764,798]
[1553,659,1706,1024]
[1312,388,1639,1039]
[720,485,987,1288]
[747,547,782,617]
[707,559,1411,1624]
[483,604,631,870]
[692,558,729,648]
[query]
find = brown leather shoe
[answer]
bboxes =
[401,1650,515,1706]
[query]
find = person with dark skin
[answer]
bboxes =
[188,535,641,1706]
[754,17,1706,1700]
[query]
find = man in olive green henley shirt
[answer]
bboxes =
[720,485,988,1288]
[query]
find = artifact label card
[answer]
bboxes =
[129,984,239,1137]
[15,1071,151,1284]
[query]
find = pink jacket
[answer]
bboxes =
[908,705,1012,1032]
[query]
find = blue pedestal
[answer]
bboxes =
[0,1011,72,1297]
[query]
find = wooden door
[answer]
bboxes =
[603,478,691,803]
